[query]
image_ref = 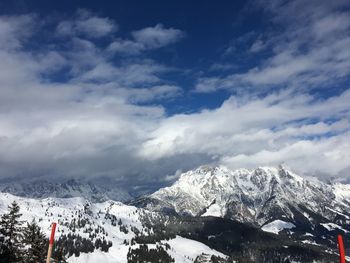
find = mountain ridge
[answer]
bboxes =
[144,165,350,225]
[129,164,350,251]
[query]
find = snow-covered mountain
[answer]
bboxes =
[143,165,350,225]
[0,179,132,202]
[134,165,350,252]
[1,165,349,262]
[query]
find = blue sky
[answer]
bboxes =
[0,0,350,189]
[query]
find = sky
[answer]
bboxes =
[0,0,350,190]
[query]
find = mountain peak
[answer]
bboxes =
[192,165,229,175]
[178,165,299,186]
[149,165,350,226]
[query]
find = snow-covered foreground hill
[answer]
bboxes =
[0,192,226,263]
[67,236,226,263]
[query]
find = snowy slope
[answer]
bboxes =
[0,192,225,263]
[66,236,226,263]
[261,220,295,234]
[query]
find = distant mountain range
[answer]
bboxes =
[0,165,349,262]
[0,178,132,202]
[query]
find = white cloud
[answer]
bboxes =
[57,9,117,38]
[108,24,184,54]
[139,89,350,177]
[75,61,167,86]
[0,7,349,188]
[0,14,37,50]
[249,39,266,53]
[132,24,184,49]
[0,12,185,185]
[196,0,350,93]
[123,85,182,102]
[108,39,145,54]
[221,132,350,176]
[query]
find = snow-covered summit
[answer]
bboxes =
[148,165,350,226]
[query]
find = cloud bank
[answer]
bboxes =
[0,3,349,191]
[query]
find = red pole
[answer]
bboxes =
[338,234,346,263]
[46,222,57,263]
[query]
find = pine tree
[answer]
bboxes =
[22,219,48,263]
[0,201,24,263]
[52,246,68,263]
